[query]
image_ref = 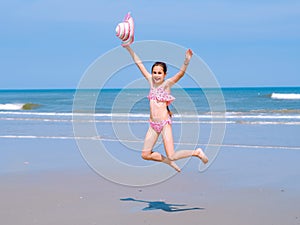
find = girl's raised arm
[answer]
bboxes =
[124,46,151,81]
[168,49,193,86]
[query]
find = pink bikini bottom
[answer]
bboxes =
[149,118,172,133]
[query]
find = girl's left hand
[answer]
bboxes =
[185,49,193,61]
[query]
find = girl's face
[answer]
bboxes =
[152,65,166,85]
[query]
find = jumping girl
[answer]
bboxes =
[124,45,208,172]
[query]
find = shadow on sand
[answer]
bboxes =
[120,197,204,212]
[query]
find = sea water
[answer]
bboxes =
[1,87,300,118]
[1,87,300,174]
[0,87,300,143]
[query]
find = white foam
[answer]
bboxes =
[271,93,300,100]
[0,103,24,110]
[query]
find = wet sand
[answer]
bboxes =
[1,124,300,225]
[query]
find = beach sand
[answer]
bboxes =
[1,124,300,225]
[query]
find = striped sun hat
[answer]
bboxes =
[115,12,134,47]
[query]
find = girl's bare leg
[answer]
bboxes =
[162,125,208,164]
[142,127,181,172]
[170,148,208,164]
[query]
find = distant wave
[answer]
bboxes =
[249,109,300,114]
[271,93,300,100]
[0,103,39,110]
[0,113,300,125]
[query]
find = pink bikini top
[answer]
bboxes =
[147,86,175,106]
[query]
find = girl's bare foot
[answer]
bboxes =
[161,156,181,172]
[194,148,208,164]
[169,161,181,172]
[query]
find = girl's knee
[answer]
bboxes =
[141,151,151,160]
[167,154,176,161]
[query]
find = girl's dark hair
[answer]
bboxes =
[151,62,167,73]
[167,106,173,117]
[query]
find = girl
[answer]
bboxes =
[124,45,208,172]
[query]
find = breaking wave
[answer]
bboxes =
[271,93,300,100]
[0,103,39,110]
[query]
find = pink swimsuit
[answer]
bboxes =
[147,86,175,106]
[147,86,175,133]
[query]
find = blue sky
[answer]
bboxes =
[1,0,299,89]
